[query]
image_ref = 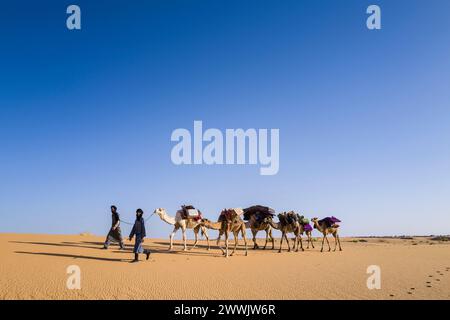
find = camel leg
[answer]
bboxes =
[216,229,223,246]
[216,234,221,246]
[286,233,291,252]
[230,232,238,256]
[333,234,338,252]
[191,226,199,250]
[270,228,275,250]
[182,227,187,251]
[252,229,258,250]
[321,234,326,252]
[337,234,342,251]
[325,235,331,251]
[308,233,315,249]
[305,232,309,249]
[263,229,269,250]
[225,232,229,258]
[278,232,284,253]
[203,227,211,250]
[242,228,248,256]
[169,226,178,251]
[217,232,225,255]
[298,235,304,252]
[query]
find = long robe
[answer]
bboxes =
[105,212,123,247]
[129,217,146,254]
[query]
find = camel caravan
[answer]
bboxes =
[152,204,343,258]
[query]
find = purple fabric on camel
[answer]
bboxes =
[319,217,341,227]
[303,223,313,232]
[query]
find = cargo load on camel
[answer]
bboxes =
[218,208,243,223]
[278,211,298,226]
[243,205,274,222]
[318,216,341,228]
[296,214,312,232]
[243,205,275,228]
[181,205,203,221]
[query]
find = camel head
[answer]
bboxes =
[199,218,211,226]
[311,217,319,228]
[262,215,273,224]
[153,208,166,218]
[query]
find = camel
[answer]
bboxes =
[267,213,304,253]
[311,217,342,252]
[153,208,210,251]
[199,209,248,258]
[303,226,315,249]
[292,225,315,249]
[290,215,315,249]
[242,205,275,250]
[245,214,275,250]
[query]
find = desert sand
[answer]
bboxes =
[0,233,449,300]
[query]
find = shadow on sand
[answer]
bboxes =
[9,240,121,250]
[14,251,127,262]
[11,240,223,260]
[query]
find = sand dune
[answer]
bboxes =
[0,233,449,300]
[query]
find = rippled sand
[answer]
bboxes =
[1,233,449,300]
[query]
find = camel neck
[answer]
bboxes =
[204,222,222,230]
[313,221,323,232]
[158,211,176,225]
[269,221,279,230]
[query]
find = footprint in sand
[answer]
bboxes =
[427,285,432,288]
[407,292,413,295]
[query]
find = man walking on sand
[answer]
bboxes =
[129,208,151,262]
[103,205,125,250]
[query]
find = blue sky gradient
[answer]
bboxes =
[1,0,449,237]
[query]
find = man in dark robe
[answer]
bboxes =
[128,208,151,262]
[103,205,124,250]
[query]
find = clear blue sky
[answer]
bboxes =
[1,0,449,238]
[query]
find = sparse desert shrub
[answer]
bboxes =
[431,236,450,242]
